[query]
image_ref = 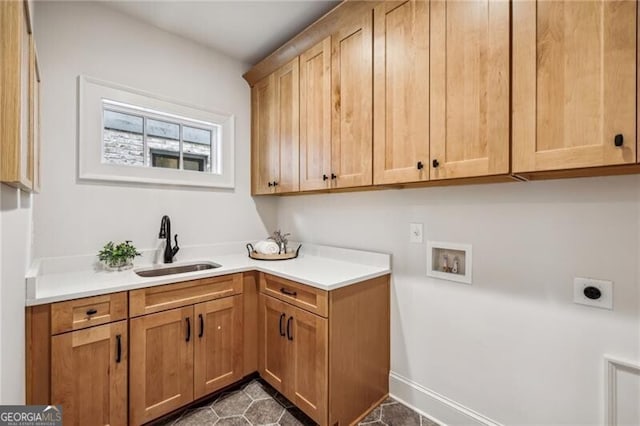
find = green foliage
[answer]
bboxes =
[98,240,141,267]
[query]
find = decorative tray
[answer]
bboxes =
[246,243,302,261]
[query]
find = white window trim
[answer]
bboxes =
[78,75,235,189]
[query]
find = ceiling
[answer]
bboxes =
[103,1,340,65]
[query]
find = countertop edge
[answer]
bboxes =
[26,258,392,306]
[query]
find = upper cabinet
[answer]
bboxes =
[512,0,637,173]
[373,0,430,185]
[246,0,640,195]
[430,0,510,180]
[300,38,332,191]
[1,0,40,191]
[251,74,276,195]
[331,11,374,189]
[251,58,299,194]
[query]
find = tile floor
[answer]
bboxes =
[154,378,439,426]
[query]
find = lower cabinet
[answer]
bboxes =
[194,295,244,398]
[129,306,194,425]
[288,302,328,423]
[130,295,244,425]
[27,271,388,426]
[259,294,328,424]
[51,320,128,426]
[259,273,389,426]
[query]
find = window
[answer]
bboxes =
[79,76,235,188]
[102,100,219,174]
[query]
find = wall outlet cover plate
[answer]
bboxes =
[409,223,423,243]
[573,277,613,310]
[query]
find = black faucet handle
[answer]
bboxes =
[172,234,180,256]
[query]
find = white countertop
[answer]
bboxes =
[26,242,391,306]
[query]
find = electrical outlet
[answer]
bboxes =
[573,277,613,310]
[409,223,423,243]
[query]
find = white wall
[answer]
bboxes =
[0,186,32,404]
[278,175,640,425]
[33,1,277,259]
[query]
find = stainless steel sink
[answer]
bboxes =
[134,261,221,278]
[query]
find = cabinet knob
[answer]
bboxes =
[273,181,278,187]
[331,173,337,180]
[432,159,440,168]
[417,161,424,170]
[322,174,329,181]
[86,308,98,316]
[614,134,624,147]
[268,182,273,187]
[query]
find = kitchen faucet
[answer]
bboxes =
[159,215,180,263]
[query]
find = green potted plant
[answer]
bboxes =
[98,240,141,271]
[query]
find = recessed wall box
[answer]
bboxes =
[427,241,472,284]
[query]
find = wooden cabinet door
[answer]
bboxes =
[430,0,510,180]
[194,295,243,399]
[373,0,429,185]
[274,57,300,193]
[258,294,290,394]
[288,305,328,425]
[0,0,33,190]
[130,306,194,426]
[51,321,127,426]
[251,73,277,195]
[513,0,637,173]
[300,38,332,191]
[331,11,374,188]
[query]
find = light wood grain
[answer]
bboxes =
[430,0,510,180]
[243,272,259,376]
[373,0,430,185]
[243,1,383,86]
[300,37,332,191]
[289,304,328,425]
[25,305,50,405]
[51,321,127,426]
[515,163,640,182]
[129,306,194,426]
[274,57,300,193]
[129,274,242,317]
[258,294,289,395]
[50,292,127,335]
[251,73,277,194]
[0,0,33,190]
[512,0,637,173]
[260,273,328,317]
[29,39,41,193]
[328,275,390,426]
[331,9,374,189]
[194,295,243,399]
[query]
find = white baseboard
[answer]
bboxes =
[389,371,503,426]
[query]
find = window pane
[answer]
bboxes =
[104,110,143,134]
[184,155,206,172]
[103,110,144,166]
[146,119,179,169]
[147,118,179,140]
[151,151,179,169]
[183,126,212,173]
[183,126,211,145]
